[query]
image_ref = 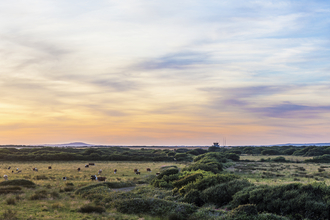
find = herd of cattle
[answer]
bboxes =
[3,163,158,182]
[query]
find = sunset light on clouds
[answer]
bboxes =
[0,0,329,146]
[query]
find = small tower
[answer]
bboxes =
[213,142,219,147]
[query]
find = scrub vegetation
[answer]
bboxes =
[1,145,330,219]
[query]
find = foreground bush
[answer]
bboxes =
[201,179,253,207]
[230,183,330,219]
[111,198,197,219]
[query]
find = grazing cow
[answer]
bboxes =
[146,168,151,172]
[98,169,102,174]
[77,168,81,171]
[91,175,97,181]
[12,171,14,173]
[114,169,117,174]
[97,177,106,182]
[135,172,141,175]
[156,172,160,176]
[48,166,52,169]
[62,177,67,180]
[3,175,8,181]
[134,169,139,173]
[16,168,19,171]
[89,163,95,166]
[17,170,22,173]
[33,168,38,171]
[85,165,89,168]
[8,167,11,170]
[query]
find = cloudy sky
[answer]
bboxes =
[0,0,329,146]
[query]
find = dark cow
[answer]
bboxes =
[134,169,139,172]
[146,168,151,172]
[89,163,95,166]
[98,169,102,174]
[156,172,160,176]
[12,170,14,173]
[62,177,67,180]
[48,166,52,169]
[85,165,89,168]
[33,168,38,171]
[135,172,141,175]
[91,175,97,181]
[17,170,22,173]
[114,169,117,174]
[8,167,11,170]
[16,168,19,171]
[77,168,81,171]
[97,177,106,182]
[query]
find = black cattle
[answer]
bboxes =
[85,165,89,168]
[62,177,67,180]
[114,169,117,174]
[91,175,97,181]
[77,168,81,171]
[135,172,141,175]
[134,169,139,172]
[33,168,38,171]
[89,163,95,166]
[156,172,160,176]
[146,168,151,172]
[97,177,106,182]
[8,167,11,170]
[48,166,52,169]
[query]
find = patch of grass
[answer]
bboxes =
[0,179,35,188]
[78,204,105,213]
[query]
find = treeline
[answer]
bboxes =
[208,145,330,157]
[0,146,233,162]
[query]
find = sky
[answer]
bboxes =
[0,0,329,146]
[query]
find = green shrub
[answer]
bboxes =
[1,209,17,220]
[230,183,330,220]
[111,198,197,218]
[157,168,179,179]
[78,204,105,213]
[201,179,253,207]
[6,197,16,205]
[172,173,203,189]
[0,186,22,194]
[182,173,240,195]
[183,189,204,206]
[33,175,49,180]
[30,189,48,200]
[230,204,258,216]
[0,179,35,188]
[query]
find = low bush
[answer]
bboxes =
[33,175,49,180]
[201,179,253,207]
[78,204,105,213]
[180,173,240,195]
[111,198,197,219]
[230,183,330,220]
[172,173,203,189]
[230,204,258,216]
[0,179,35,188]
[6,197,16,205]
[30,189,48,200]
[0,186,22,194]
[157,168,179,179]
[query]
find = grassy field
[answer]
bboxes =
[0,161,187,220]
[226,155,330,186]
[2,156,330,219]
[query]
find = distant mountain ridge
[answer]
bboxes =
[43,142,96,147]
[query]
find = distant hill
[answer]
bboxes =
[43,142,95,147]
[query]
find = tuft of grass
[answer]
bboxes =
[6,197,16,205]
[78,204,105,213]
